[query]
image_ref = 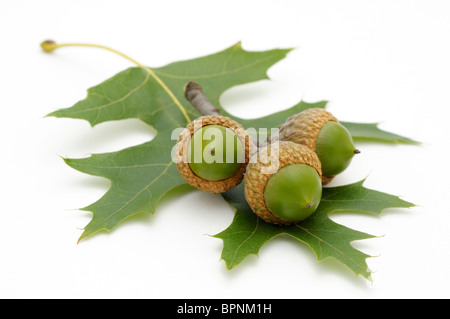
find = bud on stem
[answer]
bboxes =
[40,40,57,52]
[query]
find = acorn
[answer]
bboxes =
[244,141,322,225]
[176,115,255,193]
[278,108,359,184]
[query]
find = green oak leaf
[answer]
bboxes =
[223,101,419,144]
[341,122,420,144]
[215,180,415,279]
[49,43,294,240]
[62,129,186,242]
[47,42,417,246]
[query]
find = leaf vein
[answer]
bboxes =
[85,161,173,234]
[294,224,366,272]
[70,72,150,115]
[229,218,260,266]
[153,55,276,80]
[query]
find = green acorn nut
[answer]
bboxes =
[176,115,255,193]
[278,108,359,184]
[244,141,322,225]
[188,124,244,182]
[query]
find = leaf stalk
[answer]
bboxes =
[40,40,192,125]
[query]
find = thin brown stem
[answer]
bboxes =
[184,81,221,116]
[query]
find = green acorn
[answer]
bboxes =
[244,141,322,225]
[176,115,256,193]
[278,108,359,184]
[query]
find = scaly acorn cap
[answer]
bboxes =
[176,115,256,193]
[244,141,322,225]
[278,108,337,185]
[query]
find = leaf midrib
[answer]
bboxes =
[69,72,151,115]
[293,223,368,273]
[228,217,260,268]
[152,54,278,80]
[81,161,173,239]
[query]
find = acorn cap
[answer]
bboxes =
[278,108,337,184]
[244,141,322,225]
[176,115,256,193]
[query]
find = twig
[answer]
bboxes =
[184,81,221,116]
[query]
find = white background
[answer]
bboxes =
[0,0,449,299]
